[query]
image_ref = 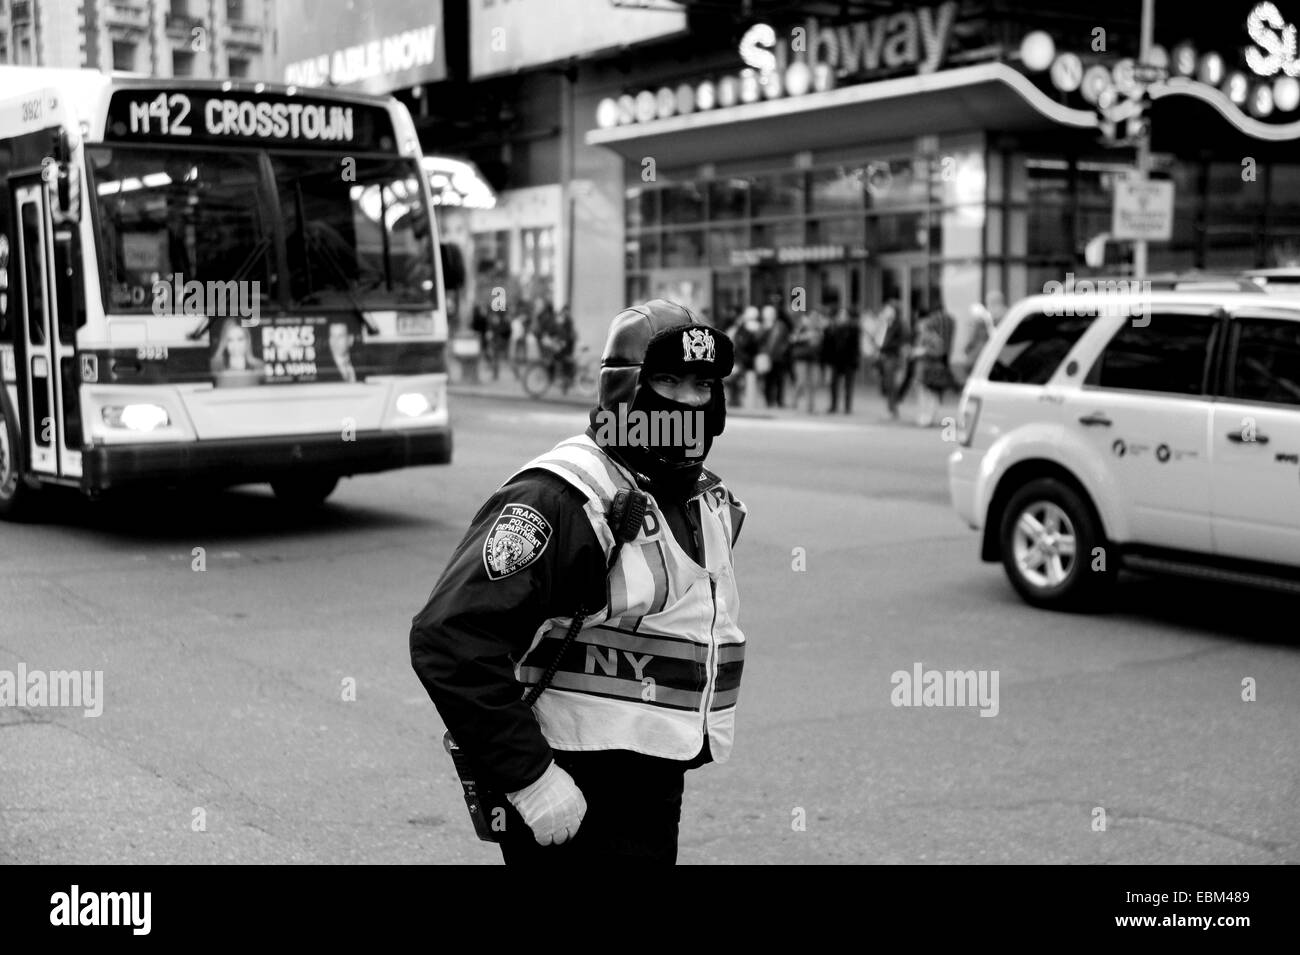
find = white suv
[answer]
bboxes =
[948,290,1300,609]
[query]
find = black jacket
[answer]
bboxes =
[409,465,717,793]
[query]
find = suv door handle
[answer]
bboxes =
[1078,413,1113,427]
[1227,431,1270,444]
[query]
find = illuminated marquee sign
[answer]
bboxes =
[1246,2,1300,77]
[739,3,958,79]
[105,90,396,150]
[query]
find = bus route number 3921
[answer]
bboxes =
[128,94,192,137]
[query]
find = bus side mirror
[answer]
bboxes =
[48,131,81,224]
[51,163,81,224]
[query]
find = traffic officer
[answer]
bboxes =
[410,299,748,864]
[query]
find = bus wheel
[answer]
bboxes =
[0,407,39,521]
[270,474,339,508]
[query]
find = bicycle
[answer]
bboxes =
[521,344,598,400]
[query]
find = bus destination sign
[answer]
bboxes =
[105,90,396,150]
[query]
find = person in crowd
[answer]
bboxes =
[758,304,790,408]
[789,309,826,414]
[488,307,512,380]
[858,307,881,391]
[823,308,861,414]
[876,297,907,419]
[543,305,579,392]
[913,306,957,428]
[957,302,993,386]
[729,306,762,408]
[510,308,529,365]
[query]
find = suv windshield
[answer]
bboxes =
[89,146,437,314]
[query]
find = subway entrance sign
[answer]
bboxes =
[1112,175,1174,241]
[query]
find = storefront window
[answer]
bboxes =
[709,227,748,267]
[752,219,805,248]
[1025,157,1069,203]
[809,217,863,246]
[661,183,706,225]
[810,166,863,215]
[750,172,806,218]
[712,270,747,325]
[627,188,658,230]
[1026,205,1073,258]
[639,231,660,270]
[663,229,705,268]
[519,226,555,303]
[865,158,931,211]
[709,178,749,220]
[864,212,927,253]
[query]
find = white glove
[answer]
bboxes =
[506,761,587,846]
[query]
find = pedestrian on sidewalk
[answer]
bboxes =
[876,298,907,419]
[823,308,861,414]
[730,306,763,409]
[759,305,790,408]
[789,309,825,413]
[913,306,957,428]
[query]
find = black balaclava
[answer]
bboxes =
[585,302,735,502]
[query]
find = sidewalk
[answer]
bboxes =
[447,360,959,427]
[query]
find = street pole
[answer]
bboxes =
[1134,0,1154,278]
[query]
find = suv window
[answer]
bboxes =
[1230,318,1300,406]
[988,313,1092,385]
[1085,313,1218,395]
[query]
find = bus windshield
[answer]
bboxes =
[89,146,437,314]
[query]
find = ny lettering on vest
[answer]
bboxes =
[585,647,654,680]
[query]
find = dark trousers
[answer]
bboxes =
[498,749,687,866]
[877,353,904,412]
[828,367,856,413]
[763,365,787,407]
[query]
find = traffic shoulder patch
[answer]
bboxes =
[482,502,553,580]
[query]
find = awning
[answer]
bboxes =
[585,62,1098,165]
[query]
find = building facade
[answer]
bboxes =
[0,0,277,78]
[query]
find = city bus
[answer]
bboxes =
[0,67,452,520]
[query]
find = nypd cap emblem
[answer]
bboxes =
[682,328,715,362]
[482,503,553,580]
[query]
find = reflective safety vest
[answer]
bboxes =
[509,434,747,763]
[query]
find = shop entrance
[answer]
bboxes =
[872,252,929,333]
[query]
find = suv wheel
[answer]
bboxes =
[999,478,1114,610]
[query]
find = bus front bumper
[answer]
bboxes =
[80,426,453,491]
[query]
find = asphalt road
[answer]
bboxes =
[1,393,1297,864]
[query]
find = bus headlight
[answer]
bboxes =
[395,392,432,417]
[103,403,170,432]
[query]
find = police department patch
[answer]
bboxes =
[482,503,553,580]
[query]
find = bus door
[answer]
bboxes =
[12,179,75,479]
